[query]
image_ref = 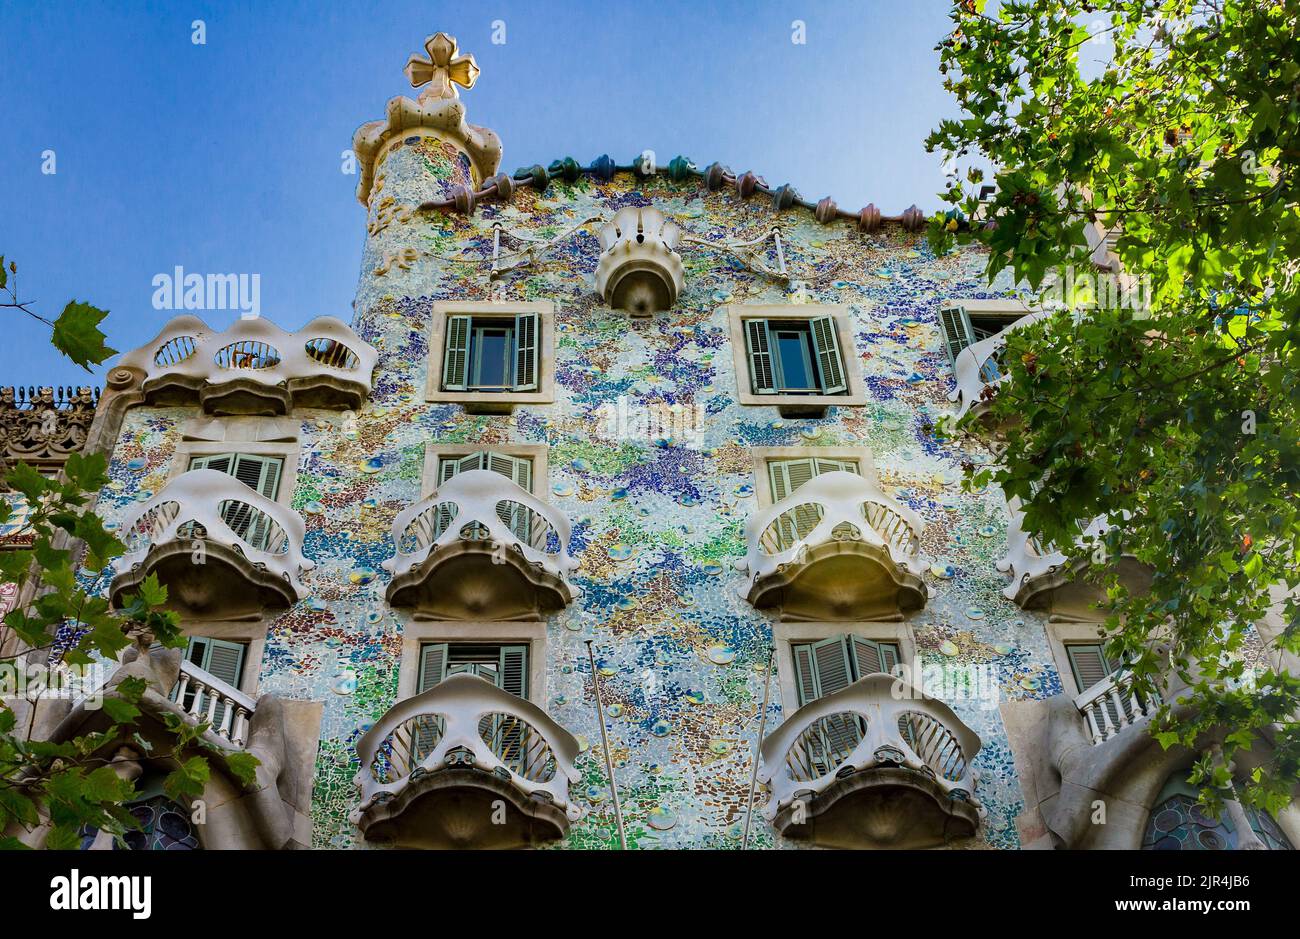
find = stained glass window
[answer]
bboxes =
[1141,774,1293,851]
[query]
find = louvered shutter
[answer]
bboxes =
[1067,644,1112,693]
[230,455,281,499]
[767,458,823,550]
[807,637,863,772]
[813,457,860,476]
[744,319,777,394]
[810,316,848,393]
[488,453,534,543]
[879,642,901,675]
[1068,643,1127,729]
[513,311,538,391]
[849,636,884,677]
[940,305,976,366]
[810,636,855,698]
[442,315,472,391]
[412,643,448,763]
[791,643,819,708]
[498,645,529,699]
[220,455,282,549]
[189,453,233,475]
[417,642,448,693]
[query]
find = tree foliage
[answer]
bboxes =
[928,0,1300,816]
[1,255,251,849]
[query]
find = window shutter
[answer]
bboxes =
[744,319,777,394]
[231,454,282,500]
[879,642,901,675]
[513,312,538,391]
[417,643,449,693]
[442,315,472,391]
[810,316,848,393]
[813,457,860,476]
[204,638,247,688]
[1066,644,1112,693]
[849,636,883,677]
[940,305,976,366]
[768,458,818,502]
[791,643,819,708]
[189,453,233,475]
[810,636,855,698]
[485,453,532,490]
[498,644,529,699]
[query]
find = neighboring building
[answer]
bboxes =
[0,385,100,616]
[15,31,1296,850]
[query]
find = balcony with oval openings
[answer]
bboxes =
[998,497,1151,617]
[384,468,576,621]
[111,465,313,619]
[118,315,377,415]
[741,465,927,621]
[594,206,684,316]
[942,300,1044,431]
[352,672,581,848]
[758,673,982,848]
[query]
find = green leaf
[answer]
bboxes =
[50,300,116,371]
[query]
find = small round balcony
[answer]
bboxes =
[741,471,927,621]
[352,674,581,849]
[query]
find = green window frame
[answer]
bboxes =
[417,642,529,699]
[766,457,861,550]
[442,312,540,393]
[744,317,847,396]
[790,634,902,707]
[186,453,283,549]
[435,451,535,542]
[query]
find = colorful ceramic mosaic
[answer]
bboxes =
[79,117,1111,849]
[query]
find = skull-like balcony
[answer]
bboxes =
[118,315,378,415]
[111,469,314,618]
[757,674,982,848]
[948,311,1046,423]
[741,471,927,620]
[352,673,581,848]
[383,470,577,620]
[998,497,1150,614]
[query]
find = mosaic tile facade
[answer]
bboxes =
[84,115,1082,849]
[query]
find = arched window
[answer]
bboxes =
[79,771,200,851]
[1142,772,1293,851]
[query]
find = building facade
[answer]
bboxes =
[21,31,1297,851]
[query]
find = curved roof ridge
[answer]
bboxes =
[415,155,932,233]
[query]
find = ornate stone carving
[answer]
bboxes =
[594,207,685,316]
[0,385,99,476]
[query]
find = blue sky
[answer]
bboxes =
[0,0,960,388]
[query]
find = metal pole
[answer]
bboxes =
[742,646,776,850]
[585,639,627,850]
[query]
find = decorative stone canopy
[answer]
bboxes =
[595,207,685,315]
[352,32,502,205]
[116,314,377,415]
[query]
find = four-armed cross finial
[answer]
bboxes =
[404,32,480,101]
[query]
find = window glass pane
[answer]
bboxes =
[776,330,811,389]
[471,324,512,389]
